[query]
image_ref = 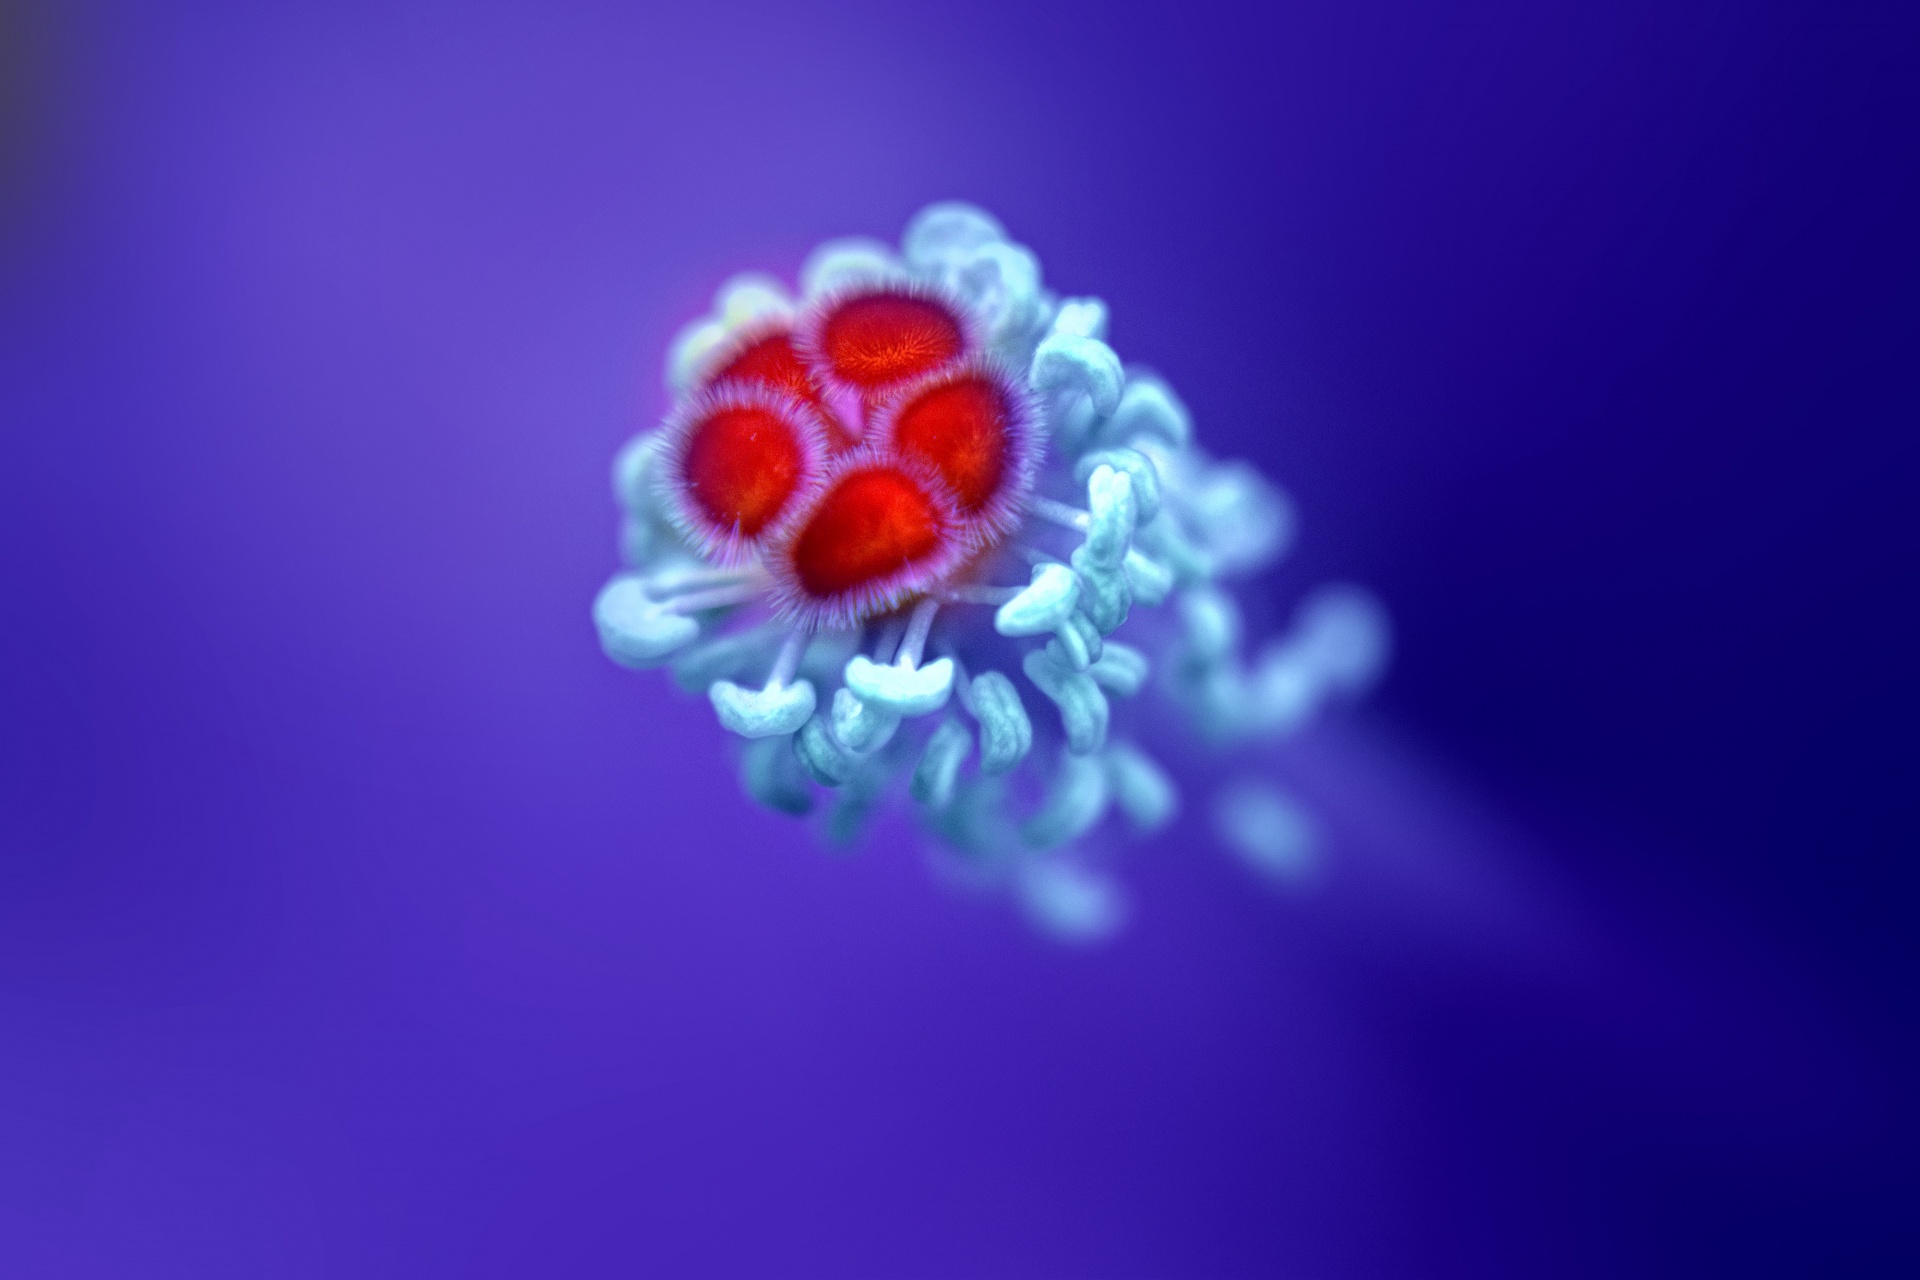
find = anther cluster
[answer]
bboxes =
[596,203,1387,939]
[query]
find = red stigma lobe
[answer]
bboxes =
[790,466,948,599]
[709,329,860,452]
[680,402,808,538]
[814,289,967,394]
[890,371,1013,514]
[713,331,817,403]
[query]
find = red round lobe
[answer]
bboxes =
[713,331,817,404]
[709,330,859,452]
[890,372,1011,514]
[790,466,947,599]
[815,290,967,394]
[680,403,805,537]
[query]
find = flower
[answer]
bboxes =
[596,203,1388,940]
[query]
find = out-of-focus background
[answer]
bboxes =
[1,1,1912,1275]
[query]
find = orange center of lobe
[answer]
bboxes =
[791,467,945,598]
[819,293,965,392]
[681,405,804,537]
[891,374,1009,513]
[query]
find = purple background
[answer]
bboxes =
[1,1,1913,1275]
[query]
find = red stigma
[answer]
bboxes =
[678,400,809,539]
[789,465,949,600]
[889,370,1014,514]
[712,330,815,403]
[812,288,967,395]
[706,328,859,452]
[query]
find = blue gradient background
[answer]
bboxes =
[1,1,1913,1275]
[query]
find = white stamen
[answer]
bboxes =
[944,584,1025,606]
[871,619,905,664]
[665,583,761,614]
[898,598,940,667]
[646,566,759,599]
[768,628,809,688]
[1027,496,1092,531]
